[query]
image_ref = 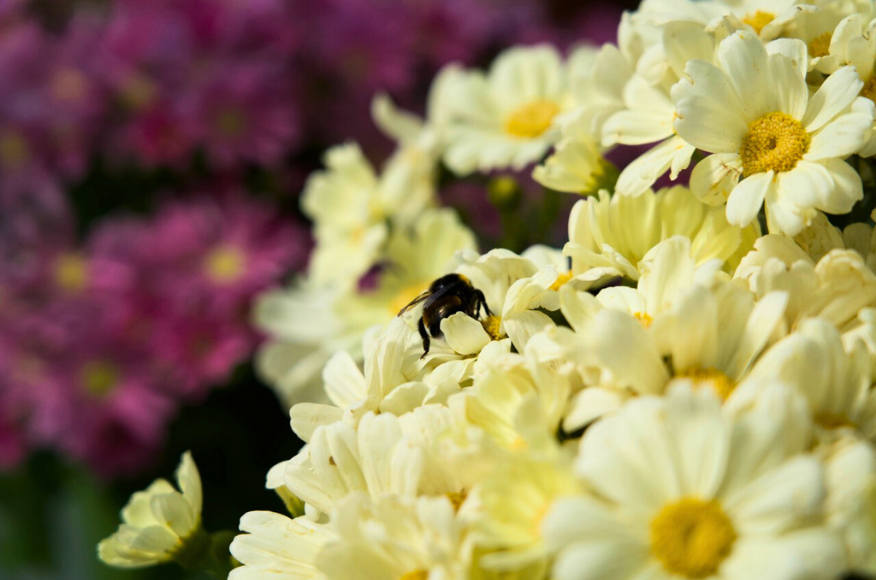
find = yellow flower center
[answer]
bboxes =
[216,108,246,136]
[808,32,832,58]
[861,77,876,104]
[389,282,427,316]
[0,132,29,169]
[549,270,573,291]
[815,412,856,430]
[675,367,735,401]
[742,10,775,35]
[635,311,653,328]
[203,246,246,284]
[482,314,503,340]
[505,100,560,139]
[650,497,737,579]
[446,490,468,512]
[79,360,120,398]
[400,571,428,580]
[54,253,88,292]
[739,112,810,177]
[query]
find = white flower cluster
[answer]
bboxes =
[235,1,876,579]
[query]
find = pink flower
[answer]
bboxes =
[179,60,300,169]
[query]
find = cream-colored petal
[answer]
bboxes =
[673,60,749,153]
[441,312,491,355]
[690,153,743,205]
[726,172,774,227]
[802,66,866,132]
[717,31,776,120]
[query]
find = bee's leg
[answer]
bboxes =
[418,318,431,359]
[475,290,492,317]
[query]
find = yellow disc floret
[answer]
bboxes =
[482,314,503,340]
[675,367,735,401]
[55,253,89,292]
[815,412,856,430]
[203,245,246,284]
[739,112,810,177]
[808,32,832,58]
[505,100,560,139]
[80,360,120,398]
[650,497,737,579]
[861,77,876,104]
[742,10,775,35]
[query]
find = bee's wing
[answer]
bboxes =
[397,290,432,316]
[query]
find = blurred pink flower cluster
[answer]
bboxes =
[0,0,618,211]
[0,193,309,477]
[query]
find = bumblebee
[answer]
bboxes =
[398,273,492,356]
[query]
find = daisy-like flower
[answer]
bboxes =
[316,493,470,580]
[737,318,876,441]
[673,31,875,236]
[440,45,570,175]
[302,142,436,287]
[543,385,845,580]
[816,13,876,156]
[565,186,759,281]
[98,452,204,568]
[555,237,788,430]
[637,0,810,40]
[734,235,876,332]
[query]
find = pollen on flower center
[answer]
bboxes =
[505,100,560,139]
[742,10,775,35]
[400,571,428,580]
[203,245,246,284]
[650,497,737,579]
[549,270,573,291]
[55,253,89,292]
[808,32,832,58]
[861,77,876,104]
[814,412,856,430]
[674,367,735,401]
[389,282,427,316]
[80,360,120,398]
[634,311,653,328]
[739,112,810,177]
[482,314,503,340]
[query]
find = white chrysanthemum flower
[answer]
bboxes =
[255,209,475,407]
[555,237,788,429]
[602,21,717,196]
[229,511,332,580]
[302,142,436,287]
[814,13,876,155]
[737,318,876,440]
[316,494,470,580]
[566,186,759,281]
[440,45,570,175]
[98,452,204,569]
[532,121,618,196]
[543,385,845,580]
[473,456,581,577]
[637,0,810,39]
[734,235,876,332]
[819,437,876,575]
[280,412,431,517]
[673,31,875,235]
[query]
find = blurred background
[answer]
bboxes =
[0,1,636,578]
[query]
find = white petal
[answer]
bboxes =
[802,66,865,132]
[717,31,776,120]
[726,172,774,227]
[690,153,742,205]
[673,60,749,153]
[806,98,875,160]
[768,53,808,120]
[440,312,491,355]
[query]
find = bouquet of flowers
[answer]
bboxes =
[99,0,876,579]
